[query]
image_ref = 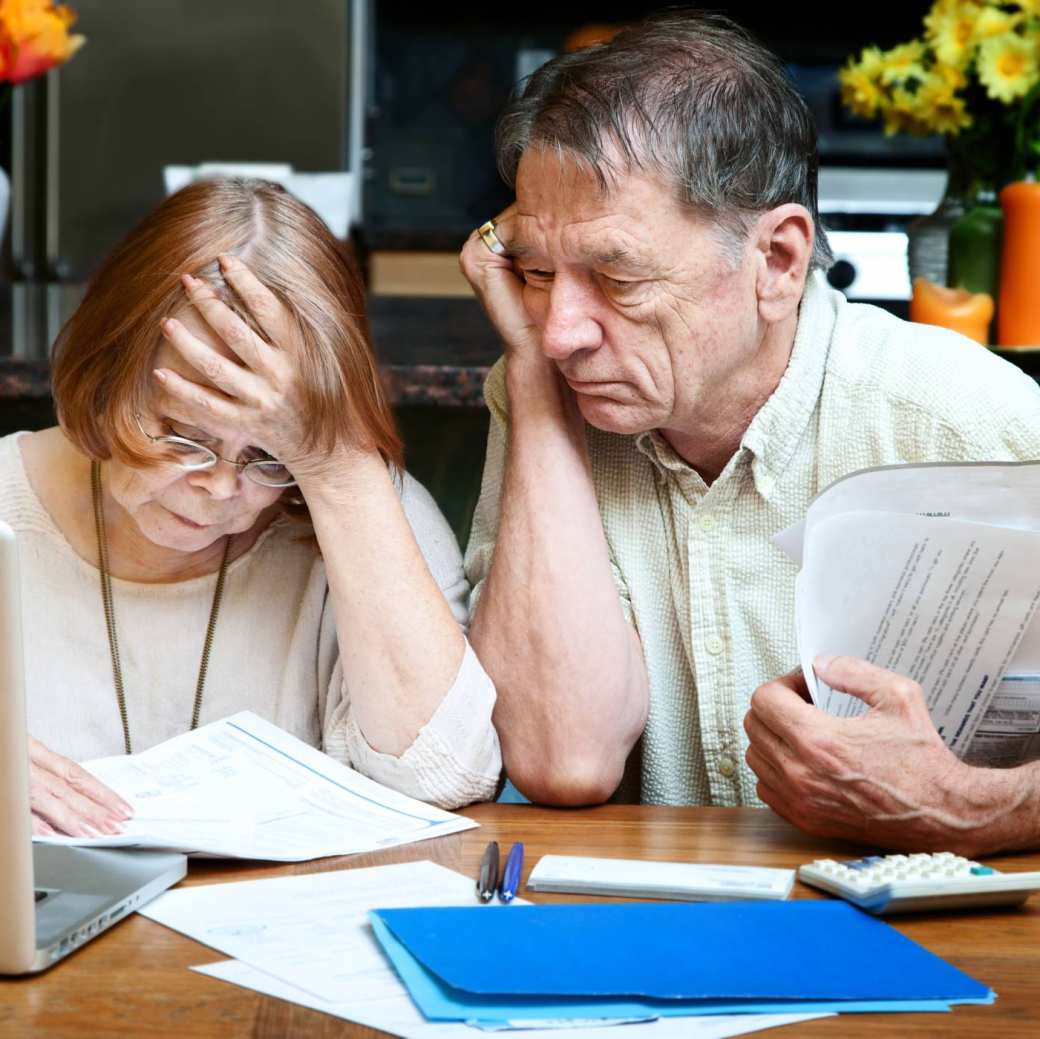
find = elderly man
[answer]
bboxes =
[460,11,1040,851]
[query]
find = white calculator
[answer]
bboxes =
[798,853,1040,914]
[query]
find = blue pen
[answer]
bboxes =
[498,842,524,903]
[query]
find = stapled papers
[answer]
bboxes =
[369,901,994,1024]
[34,712,474,860]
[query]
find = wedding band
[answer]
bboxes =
[477,220,508,257]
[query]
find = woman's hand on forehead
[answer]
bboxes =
[151,255,309,466]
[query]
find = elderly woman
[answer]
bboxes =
[2,177,501,835]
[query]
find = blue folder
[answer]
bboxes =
[370,901,994,1024]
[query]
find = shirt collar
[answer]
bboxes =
[634,272,839,500]
[740,272,837,498]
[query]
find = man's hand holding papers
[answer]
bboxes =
[746,461,1040,856]
[744,656,1031,855]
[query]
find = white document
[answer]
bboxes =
[140,858,826,1038]
[35,712,474,860]
[192,959,828,1038]
[780,461,1040,762]
[142,860,486,1003]
[964,672,1040,767]
[526,855,794,901]
[780,460,1040,567]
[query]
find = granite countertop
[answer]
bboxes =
[368,296,498,407]
[0,294,500,409]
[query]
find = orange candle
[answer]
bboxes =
[998,180,1040,346]
[909,278,994,345]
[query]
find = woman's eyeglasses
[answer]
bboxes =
[135,417,297,488]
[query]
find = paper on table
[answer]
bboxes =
[796,510,1040,755]
[140,860,503,1003]
[34,712,474,860]
[192,959,831,1038]
[142,857,830,1036]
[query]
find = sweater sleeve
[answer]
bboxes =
[321,472,502,809]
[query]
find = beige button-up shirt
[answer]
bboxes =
[465,274,1040,805]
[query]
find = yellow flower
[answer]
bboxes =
[856,45,888,78]
[879,40,929,86]
[916,70,974,133]
[934,61,968,92]
[880,86,933,136]
[977,31,1039,102]
[881,106,929,137]
[0,0,85,84]
[925,1,982,68]
[976,6,1022,40]
[839,62,884,119]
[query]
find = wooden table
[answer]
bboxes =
[3,804,1038,1038]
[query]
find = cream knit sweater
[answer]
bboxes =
[1,432,501,809]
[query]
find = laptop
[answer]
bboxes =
[0,520,186,974]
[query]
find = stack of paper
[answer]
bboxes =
[35,712,474,860]
[141,860,828,1038]
[369,900,994,1026]
[778,461,1040,764]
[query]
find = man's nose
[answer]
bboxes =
[187,460,241,500]
[540,276,603,362]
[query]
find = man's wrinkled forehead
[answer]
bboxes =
[515,144,618,213]
[512,148,683,270]
[509,228,661,278]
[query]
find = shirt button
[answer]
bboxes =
[706,635,724,655]
[718,754,737,778]
[699,515,715,532]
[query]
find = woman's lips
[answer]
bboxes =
[168,510,213,530]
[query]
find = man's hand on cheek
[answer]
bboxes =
[743,656,1008,856]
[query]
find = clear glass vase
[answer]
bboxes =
[906,148,974,287]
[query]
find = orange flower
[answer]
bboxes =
[0,0,85,85]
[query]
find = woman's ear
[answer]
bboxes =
[753,204,814,324]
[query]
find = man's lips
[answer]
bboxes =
[563,375,628,396]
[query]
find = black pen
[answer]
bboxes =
[477,841,500,903]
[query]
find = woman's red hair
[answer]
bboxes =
[51,177,403,499]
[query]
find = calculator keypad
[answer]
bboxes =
[806,853,989,891]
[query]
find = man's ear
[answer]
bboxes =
[752,204,814,324]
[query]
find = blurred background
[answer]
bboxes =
[0,1,947,545]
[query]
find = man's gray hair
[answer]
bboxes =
[496,10,834,271]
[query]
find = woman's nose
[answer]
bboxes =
[187,459,242,499]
